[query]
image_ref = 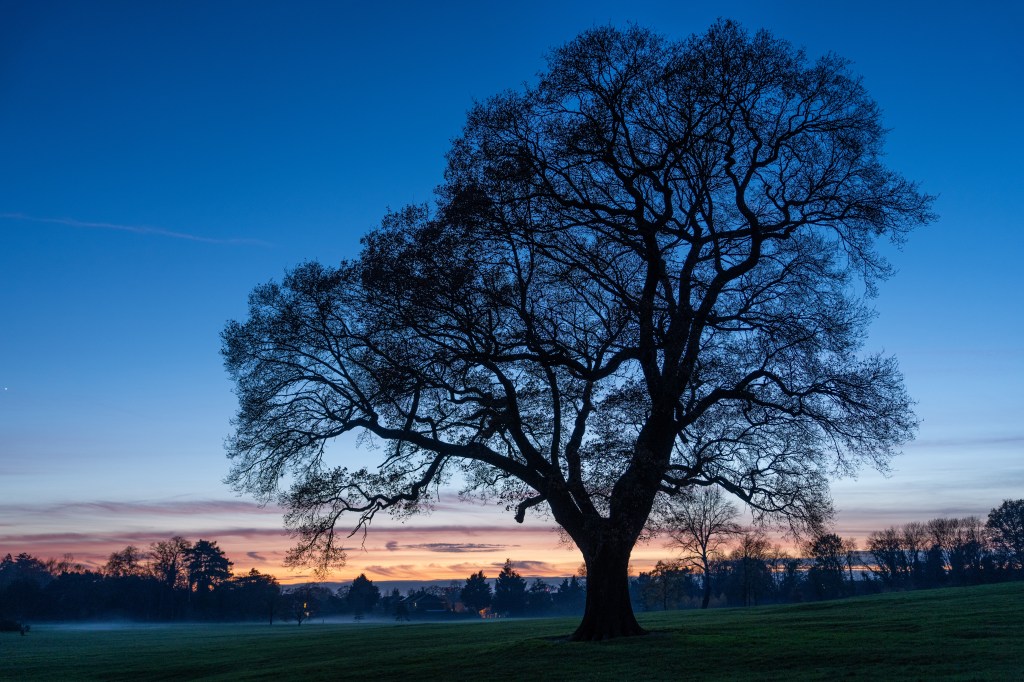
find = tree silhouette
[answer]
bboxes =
[186,539,232,612]
[729,532,774,606]
[222,21,931,640]
[986,499,1024,575]
[0,554,52,622]
[926,517,987,585]
[637,559,692,611]
[525,578,553,615]
[553,576,586,614]
[867,526,910,588]
[662,487,741,608]
[150,537,191,590]
[806,533,851,599]
[346,573,380,618]
[283,585,312,625]
[460,571,491,613]
[227,569,281,624]
[102,546,146,578]
[492,559,527,616]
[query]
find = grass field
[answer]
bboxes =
[2,582,1022,681]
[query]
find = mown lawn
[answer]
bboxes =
[2,582,1022,681]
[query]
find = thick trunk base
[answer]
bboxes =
[570,546,647,641]
[570,607,647,641]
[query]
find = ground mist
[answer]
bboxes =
[2,582,1021,680]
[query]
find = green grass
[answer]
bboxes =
[3,583,1022,681]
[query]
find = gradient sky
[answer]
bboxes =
[1,1,1022,584]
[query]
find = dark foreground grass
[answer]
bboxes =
[2,582,1022,681]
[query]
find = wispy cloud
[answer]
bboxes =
[372,525,549,536]
[0,526,293,569]
[0,527,290,547]
[0,213,272,247]
[0,499,283,517]
[384,541,513,554]
[908,434,1024,448]
[363,564,424,579]
[489,559,555,573]
[442,562,497,574]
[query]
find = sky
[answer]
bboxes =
[1,0,1022,584]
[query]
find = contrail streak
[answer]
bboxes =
[0,212,273,246]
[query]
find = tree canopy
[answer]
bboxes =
[987,500,1024,573]
[492,559,528,615]
[222,20,932,640]
[347,574,381,616]
[460,571,492,613]
[187,540,232,596]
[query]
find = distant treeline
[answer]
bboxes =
[2,500,1021,625]
[632,498,1024,611]
[0,538,284,624]
[0,542,585,625]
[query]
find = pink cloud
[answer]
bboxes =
[363,564,425,579]
[386,542,514,553]
[491,560,557,574]
[0,499,282,517]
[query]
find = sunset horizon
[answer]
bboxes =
[2,483,1012,585]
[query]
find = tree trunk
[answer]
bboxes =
[571,542,646,641]
[701,570,711,609]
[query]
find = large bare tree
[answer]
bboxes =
[222,21,931,640]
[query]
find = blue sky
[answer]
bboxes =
[1,0,1022,580]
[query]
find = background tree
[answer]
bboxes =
[776,556,806,603]
[662,487,741,608]
[986,499,1024,575]
[460,571,492,614]
[867,526,910,588]
[636,559,693,611]
[282,586,312,625]
[439,581,463,612]
[525,578,553,615]
[925,517,988,586]
[149,536,192,619]
[384,588,408,620]
[553,576,586,615]
[727,532,774,606]
[492,559,528,616]
[226,569,281,624]
[902,522,929,587]
[102,546,147,578]
[150,537,191,590]
[0,553,53,622]
[950,517,988,585]
[806,533,852,599]
[346,573,381,618]
[222,21,931,640]
[186,539,232,614]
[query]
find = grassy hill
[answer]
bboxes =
[2,582,1021,680]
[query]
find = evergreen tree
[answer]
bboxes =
[186,539,232,615]
[491,559,527,616]
[347,574,380,617]
[525,578,552,615]
[460,571,491,613]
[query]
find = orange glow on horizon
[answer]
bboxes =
[1,494,973,585]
